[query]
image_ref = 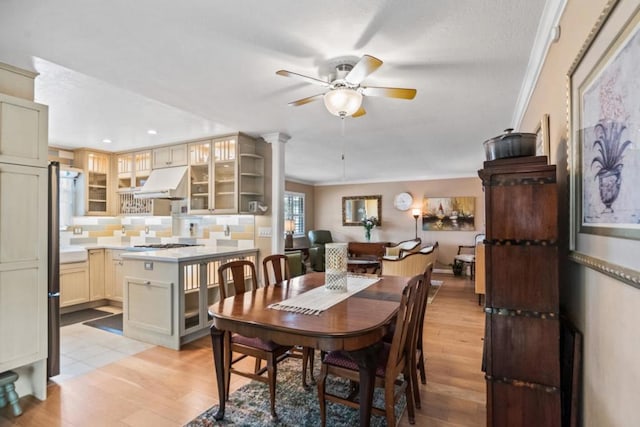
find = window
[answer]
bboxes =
[284,192,305,236]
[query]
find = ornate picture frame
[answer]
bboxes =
[568,0,640,288]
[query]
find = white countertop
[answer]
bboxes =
[120,246,258,263]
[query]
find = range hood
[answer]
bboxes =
[134,166,188,199]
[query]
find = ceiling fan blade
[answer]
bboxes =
[352,106,366,118]
[288,93,324,107]
[361,86,417,99]
[345,55,383,85]
[276,70,330,87]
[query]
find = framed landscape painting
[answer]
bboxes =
[568,0,640,288]
[421,197,475,231]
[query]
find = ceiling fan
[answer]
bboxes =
[276,54,417,118]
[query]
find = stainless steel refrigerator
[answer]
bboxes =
[47,161,60,378]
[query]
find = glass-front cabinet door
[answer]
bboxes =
[212,136,238,213]
[188,141,212,213]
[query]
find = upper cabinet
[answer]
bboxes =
[117,150,151,191]
[74,149,111,215]
[188,134,265,214]
[152,143,187,169]
[213,134,265,214]
[116,150,157,215]
[0,93,48,168]
[188,140,212,213]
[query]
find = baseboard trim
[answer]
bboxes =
[434,268,453,275]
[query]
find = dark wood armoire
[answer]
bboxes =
[478,156,561,427]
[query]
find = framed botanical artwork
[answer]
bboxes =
[420,196,475,231]
[568,0,640,288]
[535,113,550,159]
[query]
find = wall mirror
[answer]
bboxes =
[342,195,382,226]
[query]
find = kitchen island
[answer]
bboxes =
[121,247,258,349]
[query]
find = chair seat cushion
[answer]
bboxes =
[323,343,391,378]
[232,333,283,351]
[454,254,475,263]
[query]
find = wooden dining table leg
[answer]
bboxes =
[209,326,226,420]
[347,342,383,427]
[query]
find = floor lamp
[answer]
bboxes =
[412,208,421,240]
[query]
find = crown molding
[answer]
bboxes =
[511,0,568,129]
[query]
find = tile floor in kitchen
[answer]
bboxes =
[51,306,155,383]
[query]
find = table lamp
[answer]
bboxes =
[412,208,421,239]
[284,219,295,249]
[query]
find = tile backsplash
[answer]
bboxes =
[61,215,255,249]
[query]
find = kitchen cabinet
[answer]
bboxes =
[188,140,212,213]
[105,249,124,302]
[60,262,89,307]
[152,143,187,169]
[212,134,265,214]
[74,149,111,215]
[0,82,48,400]
[88,248,105,300]
[0,93,48,168]
[116,150,168,215]
[116,150,151,190]
[478,156,561,427]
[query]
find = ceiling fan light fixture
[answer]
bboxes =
[324,88,362,117]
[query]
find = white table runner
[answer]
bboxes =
[268,275,380,315]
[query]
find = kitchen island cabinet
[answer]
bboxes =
[122,247,258,349]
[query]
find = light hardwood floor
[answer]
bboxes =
[0,273,485,426]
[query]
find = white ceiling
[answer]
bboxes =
[0,0,546,185]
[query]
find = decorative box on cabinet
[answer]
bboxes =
[478,156,561,427]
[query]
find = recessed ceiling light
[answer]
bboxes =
[147,129,158,135]
[102,139,112,144]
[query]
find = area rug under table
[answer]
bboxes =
[186,356,406,426]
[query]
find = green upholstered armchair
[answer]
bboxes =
[307,230,334,272]
[285,250,306,277]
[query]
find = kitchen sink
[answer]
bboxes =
[59,246,88,264]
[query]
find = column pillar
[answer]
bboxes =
[261,132,290,254]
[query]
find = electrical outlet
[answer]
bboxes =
[73,226,82,235]
[258,227,272,237]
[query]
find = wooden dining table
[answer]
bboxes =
[208,272,408,427]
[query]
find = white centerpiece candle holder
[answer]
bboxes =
[325,242,348,293]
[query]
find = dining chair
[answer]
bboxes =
[217,259,291,418]
[409,264,433,409]
[262,254,315,387]
[316,274,423,427]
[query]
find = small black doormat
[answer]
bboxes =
[82,313,123,336]
[60,308,112,327]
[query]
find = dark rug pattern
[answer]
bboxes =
[186,356,406,426]
[60,308,112,327]
[82,313,123,335]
